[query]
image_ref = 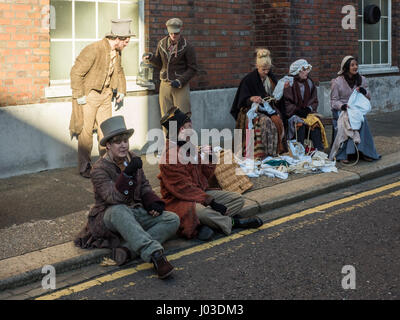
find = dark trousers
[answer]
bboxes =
[297,125,324,151]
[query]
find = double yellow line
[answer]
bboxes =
[37,180,400,300]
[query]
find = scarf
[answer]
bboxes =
[168,38,178,58]
[343,72,362,89]
[294,77,311,109]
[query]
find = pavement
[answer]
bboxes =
[0,110,400,298]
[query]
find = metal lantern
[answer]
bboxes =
[136,60,154,87]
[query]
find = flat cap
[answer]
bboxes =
[166,18,183,33]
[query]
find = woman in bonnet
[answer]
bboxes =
[283,59,328,152]
[230,48,287,159]
[330,56,380,163]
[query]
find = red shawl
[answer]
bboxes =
[158,141,216,239]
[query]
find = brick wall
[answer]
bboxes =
[0,0,398,107]
[253,0,291,77]
[144,0,256,90]
[253,0,358,84]
[0,0,50,107]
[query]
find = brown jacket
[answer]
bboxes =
[69,38,126,137]
[158,141,216,239]
[149,36,198,87]
[74,152,163,249]
[70,38,126,99]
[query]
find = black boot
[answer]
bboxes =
[197,225,214,241]
[80,163,92,179]
[233,216,263,229]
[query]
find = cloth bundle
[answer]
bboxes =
[347,89,372,130]
[235,149,337,180]
[246,102,276,129]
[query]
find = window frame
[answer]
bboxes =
[45,0,152,99]
[358,0,399,74]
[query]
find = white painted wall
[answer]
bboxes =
[1,77,399,179]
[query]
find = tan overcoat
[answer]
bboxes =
[69,38,126,137]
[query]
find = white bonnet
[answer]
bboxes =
[289,59,312,76]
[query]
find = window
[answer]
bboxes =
[358,0,396,72]
[49,0,144,85]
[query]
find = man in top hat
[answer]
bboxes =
[70,19,133,178]
[74,116,180,279]
[157,107,263,241]
[143,18,198,118]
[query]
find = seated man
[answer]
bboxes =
[74,116,180,279]
[158,107,263,241]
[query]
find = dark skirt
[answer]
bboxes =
[332,110,380,160]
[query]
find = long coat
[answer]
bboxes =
[148,36,198,87]
[74,152,163,250]
[69,38,127,137]
[158,141,215,239]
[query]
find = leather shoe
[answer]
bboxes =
[197,225,214,241]
[233,216,263,229]
[151,250,174,279]
[80,164,92,179]
[112,247,131,266]
[362,154,374,162]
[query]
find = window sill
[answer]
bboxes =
[359,65,399,75]
[45,80,155,99]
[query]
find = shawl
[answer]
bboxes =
[303,114,329,149]
[294,77,311,109]
[230,69,278,120]
[158,140,216,239]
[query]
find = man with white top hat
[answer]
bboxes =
[70,19,133,178]
[143,18,198,117]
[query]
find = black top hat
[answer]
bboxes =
[160,107,192,136]
[364,5,381,24]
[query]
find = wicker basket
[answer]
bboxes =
[213,149,253,194]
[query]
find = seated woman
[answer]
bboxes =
[283,59,327,152]
[230,48,287,159]
[330,56,380,163]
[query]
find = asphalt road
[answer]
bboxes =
[35,172,400,303]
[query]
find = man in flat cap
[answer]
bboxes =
[70,19,133,178]
[75,116,180,279]
[143,18,198,118]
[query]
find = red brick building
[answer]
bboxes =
[0,0,399,178]
[1,0,398,106]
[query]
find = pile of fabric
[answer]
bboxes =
[233,148,337,180]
